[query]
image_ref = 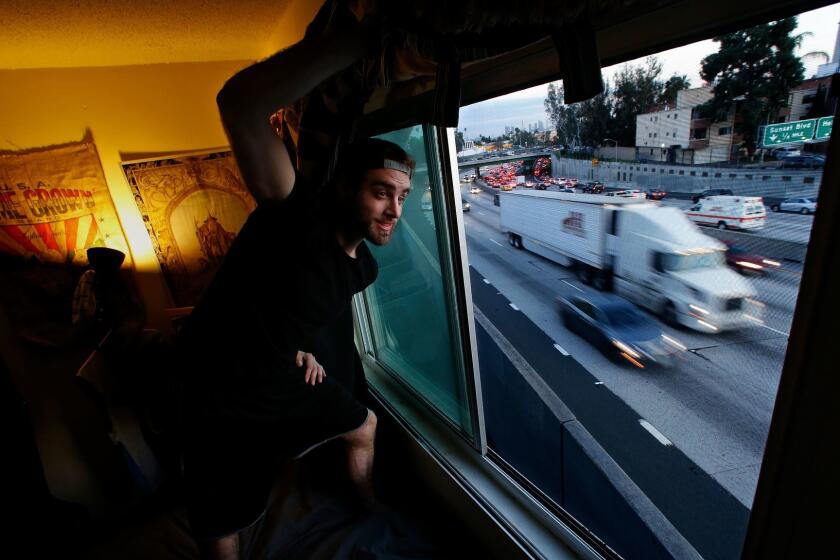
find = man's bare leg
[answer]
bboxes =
[202,533,239,560]
[341,409,381,509]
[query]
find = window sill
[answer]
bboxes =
[361,354,601,560]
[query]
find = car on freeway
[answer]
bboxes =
[561,187,576,194]
[462,200,470,212]
[605,189,646,199]
[558,291,685,368]
[469,186,482,194]
[778,154,825,169]
[645,189,667,200]
[771,146,801,159]
[722,240,781,274]
[692,188,734,203]
[770,197,817,214]
[581,181,605,194]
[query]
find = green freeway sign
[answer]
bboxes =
[763,119,817,146]
[816,116,833,141]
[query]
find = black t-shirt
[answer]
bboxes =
[177,179,378,421]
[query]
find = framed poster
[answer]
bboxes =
[123,150,256,307]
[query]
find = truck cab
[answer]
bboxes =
[609,206,763,332]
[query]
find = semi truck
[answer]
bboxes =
[499,190,763,333]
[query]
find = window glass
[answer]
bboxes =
[455,4,833,557]
[361,125,473,435]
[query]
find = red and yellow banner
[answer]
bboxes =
[0,140,129,265]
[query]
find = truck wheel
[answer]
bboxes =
[593,271,610,291]
[662,301,679,327]
[800,207,809,215]
[577,264,593,285]
[717,221,727,230]
[514,235,523,249]
[509,233,517,247]
[771,204,780,212]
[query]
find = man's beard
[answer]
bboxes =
[364,218,395,246]
[336,206,395,247]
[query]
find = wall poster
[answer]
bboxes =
[122,150,256,307]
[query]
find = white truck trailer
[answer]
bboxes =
[498,190,763,332]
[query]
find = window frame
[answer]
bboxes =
[353,124,487,450]
[348,2,839,558]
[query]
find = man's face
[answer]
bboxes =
[352,168,412,246]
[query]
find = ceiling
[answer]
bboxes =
[0,0,317,70]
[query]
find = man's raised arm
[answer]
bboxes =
[216,23,380,204]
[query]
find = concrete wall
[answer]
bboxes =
[551,155,822,200]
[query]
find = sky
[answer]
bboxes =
[459,3,840,139]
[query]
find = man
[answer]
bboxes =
[176,21,413,560]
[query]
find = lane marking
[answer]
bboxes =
[594,381,604,385]
[482,279,491,284]
[509,303,520,311]
[477,211,485,215]
[759,323,790,337]
[561,280,584,293]
[639,419,673,446]
[553,344,569,356]
[490,239,504,247]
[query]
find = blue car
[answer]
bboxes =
[558,292,685,368]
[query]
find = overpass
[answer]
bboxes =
[457,151,553,176]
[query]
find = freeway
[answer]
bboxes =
[459,184,799,512]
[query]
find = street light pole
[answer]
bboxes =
[604,138,618,183]
[604,138,618,161]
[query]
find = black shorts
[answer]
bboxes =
[182,376,369,540]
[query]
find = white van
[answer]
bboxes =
[685,196,766,230]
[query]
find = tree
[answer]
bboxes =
[545,81,581,149]
[612,57,665,145]
[510,127,538,148]
[455,130,465,152]
[660,75,691,106]
[698,17,806,155]
[544,56,688,149]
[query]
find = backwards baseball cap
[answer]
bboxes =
[339,138,416,183]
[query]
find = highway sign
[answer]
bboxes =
[762,119,816,146]
[816,116,833,141]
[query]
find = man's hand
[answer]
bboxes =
[297,351,326,386]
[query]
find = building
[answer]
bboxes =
[635,85,738,164]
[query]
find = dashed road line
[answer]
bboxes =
[509,303,520,311]
[639,419,673,446]
[758,323,789,337]
[561,280,583,293]
[482,279,491,284]
[490,239,503,247]
[595,381,604,385]
[553,343,569,356]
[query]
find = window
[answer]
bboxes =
[719,127,731,135]
[362,125,475,435]
[693,127,708,139]
[356,8,832,560]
